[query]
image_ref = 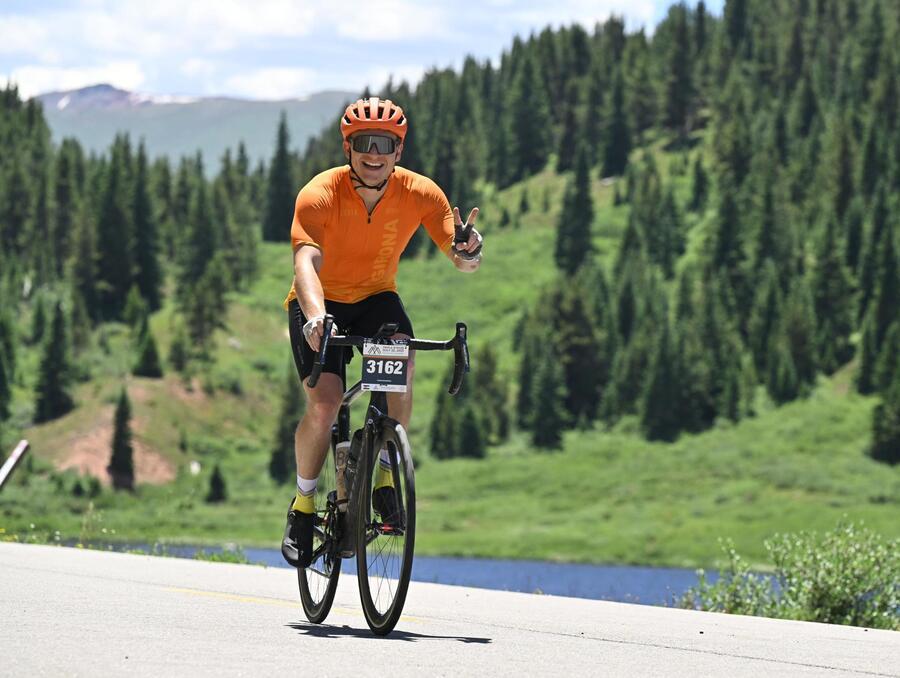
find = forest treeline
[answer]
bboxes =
[1,0,899,468]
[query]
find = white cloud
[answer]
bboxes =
[326,1,450,42]
[6,62,145,99]
[496,0,656,32]
[181,58,217,78]
[223,67,317,100]
[366,65,428,92]
[1,0,667,100]
[0,15,59,61]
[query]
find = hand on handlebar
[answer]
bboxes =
[303,315,337,352]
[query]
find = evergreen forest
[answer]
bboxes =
[0,0,898,567]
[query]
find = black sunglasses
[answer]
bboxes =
[350,134,397,155]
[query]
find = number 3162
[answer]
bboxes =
[366,360,405,375]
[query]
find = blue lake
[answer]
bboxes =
[86,542,717,606]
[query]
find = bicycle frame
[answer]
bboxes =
[313,317,469,537]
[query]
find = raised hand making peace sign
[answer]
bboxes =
[452,206,483,268]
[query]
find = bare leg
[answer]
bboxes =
[295,372,343,480]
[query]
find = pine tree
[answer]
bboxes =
[33,302,74,422]
[662,2,695,133]
[689,155,708,211]
[654,188,684,278]
[68,203,98,323]
[640,320,682,441]
[505,52,552,183]
[69,290,92,355]
[0,158,32,258]
[557,287,602,423]
[132,143,162,310]
[95,139,134,320]
[751,172,781,273]
[781,278,818,390]
[748,261,783,376]
[856,117,883,200]
[457,404,487,459]
[602,70,631,176]
[711,176,749,312]
[429,384,457,459]
[516,320,541,428]
[724,0,748,53]
[673,318,717,432]
[767,337,800,404]
[856,183,888,321]
[820,115,855,222]
[0,307,17,386]
[856,310,878,395]
[178,175,216,299]
[554,147,594,275]
[123,285,149,329]
[869,371,900,465]
[871,235,900,351]
[108,388,135,491]
[263,112,295,241]
[556,81,580,173]
[169,321,189,374]
[604,320,656,419]
[472,344,509,443]
[583,64,605,164]
[29,296,47,346]
[269,363,302,482]
[811,217,855,373]
[30,170,54,286]
[133,317,163,378]
[843,196,865,272]
[530,350,567,450]
[875,322,900,394]
[0,332,10,421]
[206,464,228,502]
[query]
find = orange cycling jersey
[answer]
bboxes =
[283,166,456,307]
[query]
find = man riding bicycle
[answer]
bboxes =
[281,97,483,567]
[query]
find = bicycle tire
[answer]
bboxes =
[298,448,342,623]
[356,420,416,635]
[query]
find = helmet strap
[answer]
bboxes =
[348,148,392,191]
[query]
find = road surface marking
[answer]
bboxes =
[164,586,423,623]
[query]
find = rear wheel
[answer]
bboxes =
[298,448,342,623]
[356,420,416,636]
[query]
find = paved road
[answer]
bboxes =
[1,543,897,677]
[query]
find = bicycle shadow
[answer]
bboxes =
[288,622,491,644]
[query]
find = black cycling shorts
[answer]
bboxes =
[288,292,414,384]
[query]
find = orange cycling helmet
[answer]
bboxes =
[341,97,408,142]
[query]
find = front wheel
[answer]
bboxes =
[298,450,342,623]
[356,420,416,636]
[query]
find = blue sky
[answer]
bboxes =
[1,0,724,100]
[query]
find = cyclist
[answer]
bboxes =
[282,97,483,567]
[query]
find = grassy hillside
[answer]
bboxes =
[2,146,898,568]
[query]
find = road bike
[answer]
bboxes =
[296,314,470,635]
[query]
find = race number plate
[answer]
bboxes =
[361,341,409,392]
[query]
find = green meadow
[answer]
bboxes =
[3,153,898,569]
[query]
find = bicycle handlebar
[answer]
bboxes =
[306,315,470,395]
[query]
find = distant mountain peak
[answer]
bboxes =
[37,84,200,112]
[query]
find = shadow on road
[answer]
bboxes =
[288,622,491,643]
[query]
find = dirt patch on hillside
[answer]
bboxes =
[166,377,208,405]
[58,418,176,486]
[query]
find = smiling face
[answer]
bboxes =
[344,133,403,187]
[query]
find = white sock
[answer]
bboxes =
[297,475,317,496]
[379,447,392,467]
